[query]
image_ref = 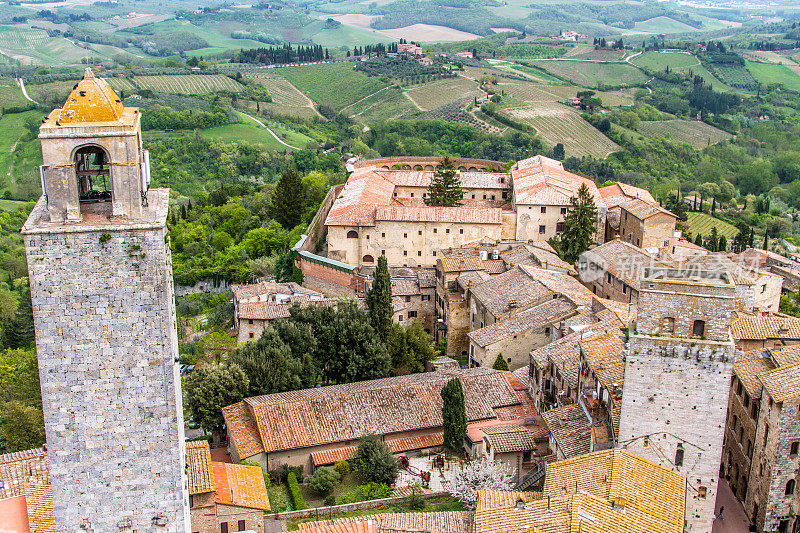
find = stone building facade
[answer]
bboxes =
[618,267,735,533]
[722,346,800,532]
[21,69,189,532]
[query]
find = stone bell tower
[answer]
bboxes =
[21,68,189,532]
[618,266,735,533]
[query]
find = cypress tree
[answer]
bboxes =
[551,184,597,264]
[695,233,703,246]
[366,255,393,343]
[441,377,467,453]
[718,234,727,252]
[763,232,768,250]
[269,168,305,229]
[425,157,463,207]
[492,353,509,371]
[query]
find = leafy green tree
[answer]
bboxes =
[229,321,317,397]
[4,285,34,349]
[274,251,303,284]
[195,331,236,363]
[185,362,249,434]
[289,301,390,383]
[425,157,463,207]
[550,184,598,264]
[270,168,305,229]
[552,143,565,161]
[366,255,393,343]
[0,401,45,451]
[441,377,467,453]
[388,321,435,375]
[307,466,341,496]
[356,434,399,485]
[492,353,509,371]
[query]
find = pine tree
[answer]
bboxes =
[425,157,463,207]
[269,168,305,229]
[550,184,597,264]
[441,377,467,452]
[492,353,509,371]
[366,255,393,343]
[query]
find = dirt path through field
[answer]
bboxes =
[340,85,393,113]
[17,78,37,104]
[239,112,301,150]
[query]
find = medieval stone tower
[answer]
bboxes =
[21,68,189,532]
[618,266,735,533]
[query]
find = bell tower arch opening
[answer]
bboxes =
[74,144,112,203]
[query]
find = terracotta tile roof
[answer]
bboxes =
[469,267,552,318]
[482,259,506,274]
[468,298,577,347]
[457,270,491,291]
[582,239,662,290]
[541,403,592,458]
[759,361,800,402]
[237,298,334,320]
[380,169,509,190]
[619,198,676,220]
[233,281,321,302]
[212,461,270,511]
[474,492,571,533]
[24,482,55,533]
[186,440,215,495]
[0,448,53,533]
[224,368,523,458]
[543,449,685,533]
[771,344,800,367]
[734,350,776,397]
[375,206,501,224]
[222,401,264,460]
[731,314,800,340]
[483,425,537,453]
[519,265,594,307]
[439,256,485,273]
[416,269,437,288]
[598,183,655,208]
[392,279,421,296]
[299,511,473,533]
[311,432,445,466]
[511,155,604,208]
[0,448,49,500]
[579,332,625,392]
[592,298,636,325]
[325,169,396,227]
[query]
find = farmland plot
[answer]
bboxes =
[245,73,312,107]
[686,212,737,240]
[638,120,732,149]
[507,103,619,158]
[105,77,138,94]
[497,81,634,107]
[133,75,243,94]
[276,63,388,111]
[403,77,481,111]
[529,60,647,88]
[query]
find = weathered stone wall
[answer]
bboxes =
[24,223,189,532]
[618,353,732,532]
[722,378,758,503]
[471,327,552,371]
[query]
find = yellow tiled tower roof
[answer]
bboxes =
[57,67,124,124]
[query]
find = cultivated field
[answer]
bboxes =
[529,60,647,88]
[498,81,635,107]
[276,62,389,110]
[0,26,87,65]
[630,51,699,72]
[245,73,312,107]
[746,60,800,92]
[403,77,481,111]
[0,81,30,109]
[685,212,738,240]
[739,50,797,65]
[633,16,698,33]
[346,86,419,122]
[507,103,619,158]
[563,46,627,61]
[132,75,243,94]
[105,77,138,94]
[638,120,732,149]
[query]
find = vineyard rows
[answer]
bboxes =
[133,75,243,94]
[638,119,733,149]
[106,77,138,94]
[509,103,619,158]
[245,73,310,107]
[404,77,481,111]
[0,28,50,50]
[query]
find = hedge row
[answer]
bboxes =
[287,472,307,510]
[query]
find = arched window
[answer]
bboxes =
[362,255,374,264]
[74,145,112,202]
[661,317,675,334]
[786,479,795,496]
[675,443,684,467]
[347,230,359,239]
[692,319,706,337]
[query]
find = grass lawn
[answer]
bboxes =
[746,60,800,92]
[298,473,362,509]
[285,495,464,531]
[0,198,31,210]
[685,211,738,240]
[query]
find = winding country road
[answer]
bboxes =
[239,112,301,150]
[17,78,38,105]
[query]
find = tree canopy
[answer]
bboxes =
[185,362,249,433]
[270,168,305,230]
[366,255,393,343]
[550,183,598,264]
[442,377,467,452]
[425,157,463,207]
[356,434,399,485]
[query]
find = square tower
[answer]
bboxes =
[618,266,735,533]
[21,68,189,532]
